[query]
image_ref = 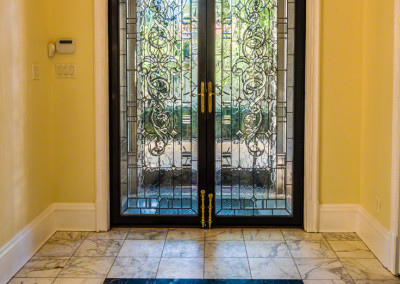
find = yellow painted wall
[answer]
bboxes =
[48,0,367,205]
[360,0,394,229]
[0,0,395,249]
[0,0,95,248]
[0,0,54,247]
[319,0,364,204]
[50,0,95,203]
[43,0,395,229]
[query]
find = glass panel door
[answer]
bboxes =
[110,0,304,226]
[214,0,295,217]
[117,0,204,220]
[207,0,304,226]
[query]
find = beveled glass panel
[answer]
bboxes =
[215,0,294,216]
[119,0,199,215]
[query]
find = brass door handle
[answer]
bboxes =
[208,82,214,113]
[200,82,205,113]
[193,82,205,113]
[208,193,213,228]
[200,190,206,228]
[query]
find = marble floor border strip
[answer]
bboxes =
[104,279,304,284]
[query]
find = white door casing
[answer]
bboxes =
[93,0,322,232]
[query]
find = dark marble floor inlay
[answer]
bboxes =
[104,279,304,284]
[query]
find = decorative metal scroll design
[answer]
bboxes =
[232,0,277,157]
[138,0,181,156]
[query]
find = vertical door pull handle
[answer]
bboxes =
[208,193,213,228]
[208,82,214,113]
[200,82,205,113]
[193,82,205,113]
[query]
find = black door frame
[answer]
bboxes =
[109,0,208,226]
[207,0,306,227]
[109,0,305,227]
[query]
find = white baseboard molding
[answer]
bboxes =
[357,206,391,270]
[319,204,393,272]
[53,202,96,231]
[0,202,96,284]
[0,205,55,284]
[319,204,360,232]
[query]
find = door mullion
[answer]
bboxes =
[198,0,208,227]
[206,0,216,225]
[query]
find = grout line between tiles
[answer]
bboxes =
[55,232,87,278]
[203,233,206,279]
[103,230,127,279]
[242,230,253,279]
[154,229,168,279]
[282,228,306,280]
[322,231,356,283]
[12,231,60,278]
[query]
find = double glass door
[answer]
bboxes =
[110,0,305,227]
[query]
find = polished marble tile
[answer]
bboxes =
[328,241,375,259]
[205,241,246,258]
[322,233,361,241]
[87,228,130,240]
[354,280,400,284]
[282,229,324,241]
[107,257,160,278]
[287,241,337,258]
[249,258,301,279]
[205,229,244,241]
[157,258,204,279]
[303,280,355,284]
[7,278,55,284]
[127,228,168,240]
[10,228,399,283]
[74,239,124,257]
[118,240,164,257]
[50,231,89,241]
[53,278,105,284]
[15,257,70,278]
[167,228,205,241]
[294,258,351,280]
[243,229,285,241]
[163,240,204,258]
[35,239,83,257]
[341,259,397,280]
[59,256,115,278]
[204,258,251,279]
[245,241,291,258]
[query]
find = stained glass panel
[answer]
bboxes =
[215,0,295,216]
[119,0,199,215]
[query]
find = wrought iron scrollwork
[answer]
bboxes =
[138,0,181,156]
[232,0,277,158]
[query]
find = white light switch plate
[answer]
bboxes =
[32,64,39,80]
[56,64,76,78]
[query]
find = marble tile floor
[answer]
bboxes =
[8,228,400,284]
